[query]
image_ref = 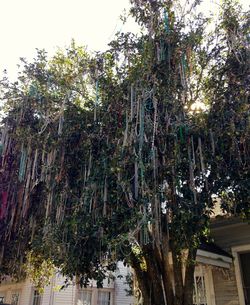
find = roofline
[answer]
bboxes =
[210,216,247,230]
[196,249,232,269]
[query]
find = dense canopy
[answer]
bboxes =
[0,1,249,304]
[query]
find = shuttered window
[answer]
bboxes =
[97,291,111,305]
[78,290,92,305]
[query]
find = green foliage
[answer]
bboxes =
[0,0,249,304]
[25,251,55,294]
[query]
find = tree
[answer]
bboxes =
[0,1,249,305]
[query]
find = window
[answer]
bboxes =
[77,288,114,305]
[78,290,92,305]
[233,245,250,305]
[239,252,250,305]
[193,275,207,305]
[97,291,111,305]
[11,293,19,305]
[32,290,42,305]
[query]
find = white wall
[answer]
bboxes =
[0,263,135,305]
[42,273,76,305]
[0,278,32,305]
[114,262,134,305]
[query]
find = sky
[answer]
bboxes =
[0,0,248,81]
[0,0,137,80]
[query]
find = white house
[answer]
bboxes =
[0,262,134,305]
[1,217,249,305]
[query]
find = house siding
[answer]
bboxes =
[212,266,240,305]
[0,263,134,305]
[43,273,76,305]
[19,280,32,305]
[0,279,31,305]
[114,262,134,305]
[211,218,250,305]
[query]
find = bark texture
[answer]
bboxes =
[130,241,197,305]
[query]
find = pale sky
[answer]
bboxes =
[0,0,248,81]
[0,0,137,80]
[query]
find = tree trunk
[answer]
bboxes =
[143,244,166,305]
[183,248,197,305]
[172,248,184,305]
[130,251,151,305]
[130,245,197,305]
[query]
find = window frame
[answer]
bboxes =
[193,265,216,305]
[10,291,20,305]
[31,289,42,305]
[232,245,250,305]
[77,288,114,305]
[77,288,93,305]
